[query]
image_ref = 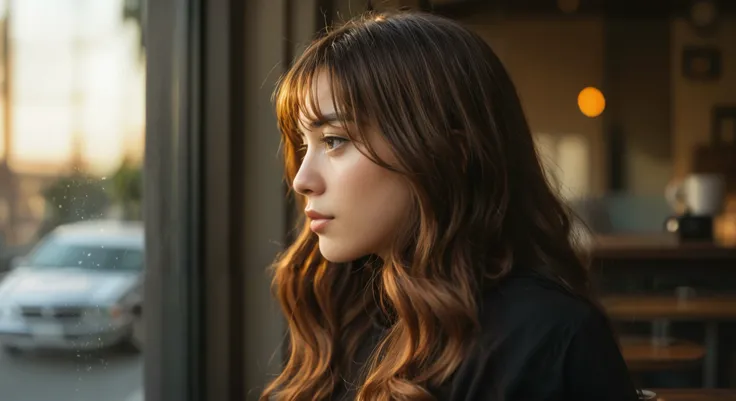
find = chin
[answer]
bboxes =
[317,238,367,263]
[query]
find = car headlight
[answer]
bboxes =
[109,305,124,319]
[84,305,124,320]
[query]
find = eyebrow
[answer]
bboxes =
[309,112,353,129]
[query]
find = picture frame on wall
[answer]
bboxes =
[695,105,736,192]
[682,46,722,81]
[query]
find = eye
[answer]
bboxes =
[320,135,349,151]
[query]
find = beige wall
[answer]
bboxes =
[464,16,606,196]
[671,16,736,179]
[464,14,736,198]
[605,19,672,195]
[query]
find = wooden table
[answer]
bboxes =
[649,388,736,400]
[603,296,736,321]
[592,234,736,261]
[602,295,736,388]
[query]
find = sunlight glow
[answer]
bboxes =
[0,0,145,175]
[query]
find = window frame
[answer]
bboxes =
[144,0,204,399]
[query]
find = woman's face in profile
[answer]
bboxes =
[293,72,412,263]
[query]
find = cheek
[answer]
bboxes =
[317,146,412,262]
[334,153,405,207]
[336,156,411,240]
[328,149,380,200]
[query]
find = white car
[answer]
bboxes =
[0,220,144,354]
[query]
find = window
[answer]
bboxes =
[0,1,148,400]
[534,132,591,201]
[27,240,144,271]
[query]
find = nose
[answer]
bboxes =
[292,152,325,196]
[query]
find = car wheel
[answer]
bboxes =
[129,304,144,351]
[117,338,142,354]
[2,345,23,357]
[117,323,143,354]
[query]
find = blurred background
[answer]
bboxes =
[0,0,144,259]
[0,0,734,400]
[0,0,145,400]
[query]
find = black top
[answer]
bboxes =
[333,269,640,400]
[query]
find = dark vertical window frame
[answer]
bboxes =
[201,0,247,399]
[187,0,204,399]
[240,0,289,396]
[146,0,252,398]
[144,0,203,401]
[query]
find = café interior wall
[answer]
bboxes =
[466,16,607,197]
[605,18,672,196]
[467,13,735,201]
[671,16,736,182]
[466,15,674,198]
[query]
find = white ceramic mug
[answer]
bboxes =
[666,174,725,216]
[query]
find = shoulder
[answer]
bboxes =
[438,268,609,400]
[470,267,608,370]
[476,268,597,339]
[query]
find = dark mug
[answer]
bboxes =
[664,213,713,241]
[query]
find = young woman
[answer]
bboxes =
[262,11,639,401]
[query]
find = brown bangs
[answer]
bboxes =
[274,57,320,148]
[274,42,365,179]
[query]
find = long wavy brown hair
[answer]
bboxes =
[262,11,593,401]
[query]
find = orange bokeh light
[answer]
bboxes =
[577,87,606,118]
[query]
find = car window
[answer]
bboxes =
[27,238,144,271]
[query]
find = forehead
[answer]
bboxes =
[298,71,336,127]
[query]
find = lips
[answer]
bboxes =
[305,210,332,220]
[305,209,333,233]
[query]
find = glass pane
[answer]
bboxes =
[0,0,146,400]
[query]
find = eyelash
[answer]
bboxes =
[298,135,349,153]
[320,135,348,151]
